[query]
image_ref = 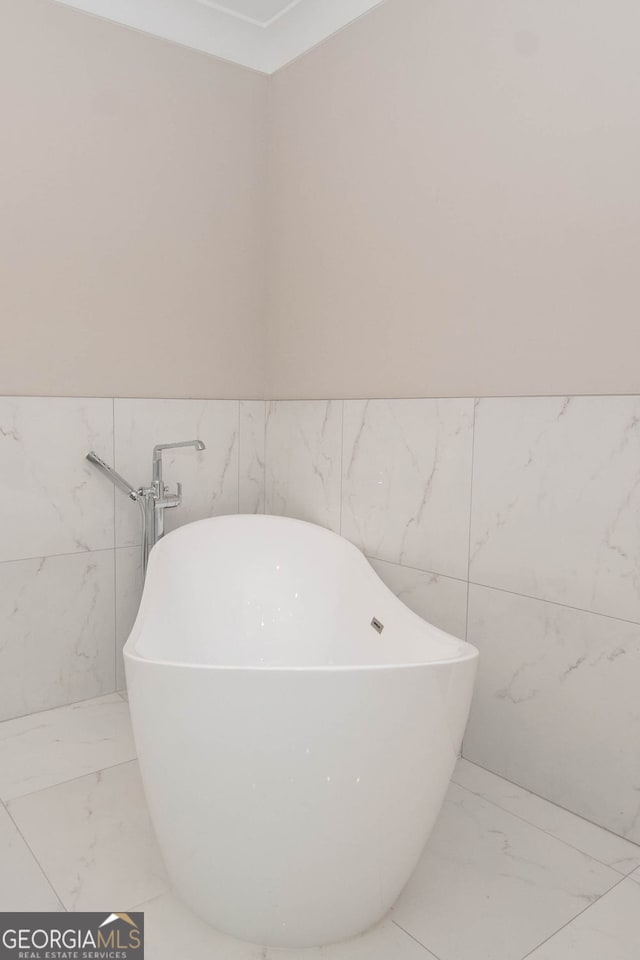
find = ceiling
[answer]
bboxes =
[196,0,305,27]
[51,0,386,73]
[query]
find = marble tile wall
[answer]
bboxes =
[3,392,639,844]
[342,399,474,581]
[265,400,342,532]
[0,396,266,722]
[263,397,640,843]
[264,398,475,639]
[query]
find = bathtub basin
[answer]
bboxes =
[124,514,478,948]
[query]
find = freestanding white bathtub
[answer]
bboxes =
[124,514,478,948]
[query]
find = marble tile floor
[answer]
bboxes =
[1,695,639,960]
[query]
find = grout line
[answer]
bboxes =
[391,919,443,959]
[112,397,118,692]
[339,399,345,535]
[467,579,640,628]
[6,391,640,403]
[455,758,640,866]
[111,396,117,546]
[262,399,266,514]
[464,399,477,644]
[460,399,477,756]
[354,552,640,631]
[4,805,68,911]
[5,758,137,805]
[262,400,271,514]
[125,892,165,914]
[5,393,640,402]
[366,556,468,586]
[112,546,118,693]
[0,546,116,567]
[0,691,125,727]
[452,774,640,875]
[264,393,640,401]
[237,400,241,513]
[519,873,629,959]
[0,394,265,402]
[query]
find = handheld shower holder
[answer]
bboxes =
[86,439,206,574]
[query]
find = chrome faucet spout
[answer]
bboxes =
[150,439,206,548]
[152,440,206,465]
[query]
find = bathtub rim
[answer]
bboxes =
[124,646,478,672]
[124,513,479,672]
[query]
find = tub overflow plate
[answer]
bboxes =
[370,617,384,634]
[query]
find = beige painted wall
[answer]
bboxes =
[4,0,640,400]
[267,0,640,398]
[0,0,267,398]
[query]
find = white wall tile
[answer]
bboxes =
[470,396,640,622]
[342,399,474,580]
[0,550,115,721]
[114,399,239,547]
[265,400,342,531]
[464,584,640,842]
[368,558,468,640]
[0,396,114,561]
[239,400,265,514]
[115,546,144,691]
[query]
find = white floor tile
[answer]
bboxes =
[3,692,635,960]
[0,805,63,911]
[0,694,136,801]
[392,782,620,960]
[7,760,167,911]
[132,893,436,960]
[526,879,640,959]
[453,758,640,875]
